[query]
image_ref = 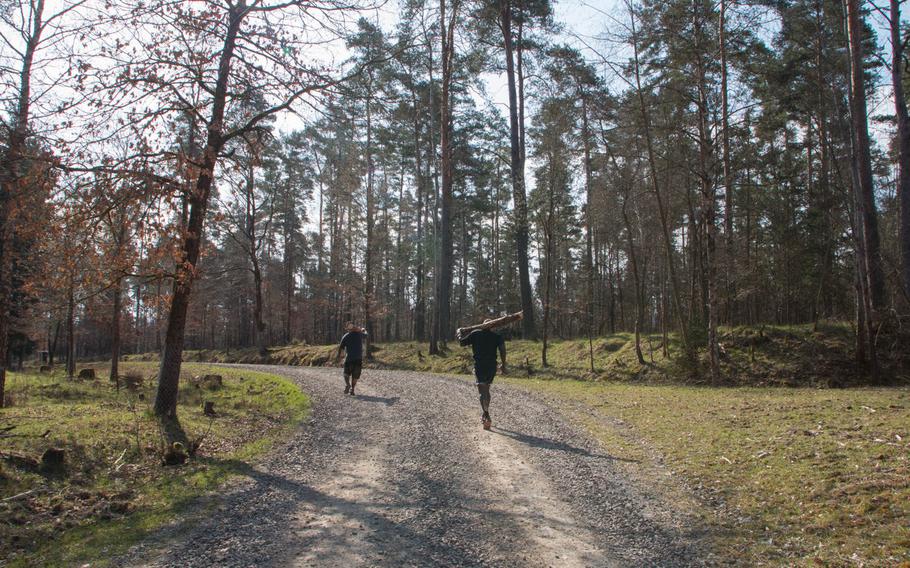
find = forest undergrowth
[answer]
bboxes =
[0,364,309,567]
[132,323,910,388]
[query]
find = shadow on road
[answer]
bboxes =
[493,428,640,463]
[354,395,400,406]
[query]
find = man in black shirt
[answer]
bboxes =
[458,321,507,430]
[336,322,367,396]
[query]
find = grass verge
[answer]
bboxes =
[0,362,309,567]
[131,322,908,387]
[512,378,910,567]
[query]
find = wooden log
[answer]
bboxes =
[456,312,523,339]
[1,451,40,471]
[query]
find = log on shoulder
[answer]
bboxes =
[456,312,523,339]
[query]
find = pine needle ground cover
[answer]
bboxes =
[0,363,309,567]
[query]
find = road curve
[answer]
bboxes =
[116,366,708,567]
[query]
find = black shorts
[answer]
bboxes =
[474,366,496,385]
[343,360,363,380]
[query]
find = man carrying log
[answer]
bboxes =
[336,322,367,396]
[457,312,521,430]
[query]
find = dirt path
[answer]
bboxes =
[117,366,708,567]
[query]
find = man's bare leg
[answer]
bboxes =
[477,384,492,429]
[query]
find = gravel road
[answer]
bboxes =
[117,366,709,567]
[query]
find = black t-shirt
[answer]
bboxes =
[460,329,504,371]
[339,332,366,363]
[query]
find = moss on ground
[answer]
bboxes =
[0,363,309,567]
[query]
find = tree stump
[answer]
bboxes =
[198,374,223,390]
[203,401,216,416]
[39,365,52,374]
[122,372,144,391]
[78,368,96,380]
[163,442,188,466]
[40,448,66,474]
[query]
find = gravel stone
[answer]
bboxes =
[114,366,709,567]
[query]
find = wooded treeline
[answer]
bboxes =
[2,0,910,408]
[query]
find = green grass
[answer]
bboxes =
[0,362,309,567]
[140,322,906,387]
[510,378,910,567]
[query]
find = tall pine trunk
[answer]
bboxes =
[413,93,426,340]
[627,1,691,356]
[846,0,887,313]
[891,0,910,303]
[581,97,595,372]
[433,0,457,352]
[622,194,646,365]
[364,85,375,358]
[695,1,720,383]
[501,0,536,339]
[719,0,735,324]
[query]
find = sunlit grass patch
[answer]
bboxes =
[0,363,308,567]
[513,378,910,566]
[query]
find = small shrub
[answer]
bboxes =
[121,371,144,391]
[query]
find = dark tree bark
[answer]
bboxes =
[0,0,45,407]
[541,155,555,368]
[621,194,645,365]
[431,0,457,354]
[109,216,128,382]
[581,97,596,373]
[395,161,405,341]
[66,278,75,378]
[49,320,60,366]
[413,90,426,340]
[501,0,536,339]
[283,185,295,344]
[845,0,887,313]
[719,0,735,324]
[694,0,720,383]
[364,78,375,358]
[891,0,910,303]
[110,278,123,382]
[155,4,245,418]
[627,1,691,355]
[240,154,269,356]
